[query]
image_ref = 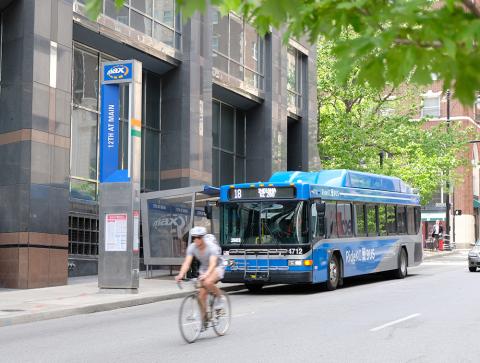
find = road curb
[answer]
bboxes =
[0,284,246,328]
[423,251,457,260]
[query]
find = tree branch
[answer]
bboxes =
[462,0,480,18]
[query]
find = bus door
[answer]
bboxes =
[311,201,328,283]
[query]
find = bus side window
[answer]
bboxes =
[325,201,337,238]
[366,204,377,236]
[414,206,421,234]
[355,204,366,237]
[386,205,396,234]
[337,203,353,237]
[407,206,415,234]
[378,205,388,236]
[312,202,326,238]
[397,206,407,234]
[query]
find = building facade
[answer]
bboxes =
[418,83,480,248]
[0,0,319,288]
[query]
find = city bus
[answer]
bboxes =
[219,170,422,292]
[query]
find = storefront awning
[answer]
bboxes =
[421,212,446,221]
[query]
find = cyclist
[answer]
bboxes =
[175,226,225,324]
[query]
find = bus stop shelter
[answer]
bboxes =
[140,185,219,276]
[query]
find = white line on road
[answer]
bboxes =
[370,313,421,332]
[233,311,255,318]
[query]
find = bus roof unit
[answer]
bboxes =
[269,170,413,194]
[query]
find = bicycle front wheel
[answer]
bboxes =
[212,292,231,336]
[179,294,202,343]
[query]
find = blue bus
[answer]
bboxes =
[219,170,422,292]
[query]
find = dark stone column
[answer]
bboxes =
[0,0,72,288]
[160,12,213,190]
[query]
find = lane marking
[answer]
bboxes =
[233,311,255,318]
[370,313,421,332]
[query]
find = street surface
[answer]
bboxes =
[0,250,478,363]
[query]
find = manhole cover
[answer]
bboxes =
[1,309,25,312]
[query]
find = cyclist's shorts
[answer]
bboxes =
[216,266,225,280]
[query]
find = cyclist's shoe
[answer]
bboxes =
[214,295,225,311]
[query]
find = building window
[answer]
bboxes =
[69,215,99,256]
[0,11,3,97]
[212,100,246,186]
[287,46,303,113]
[212,11,264,90]
[421,95,440,117]
[75,0,182,50]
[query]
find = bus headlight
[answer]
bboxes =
[288,260,313,266]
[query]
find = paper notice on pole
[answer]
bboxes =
[133,211,140,253]
[105,213,128,251]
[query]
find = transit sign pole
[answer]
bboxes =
[98,60,142,293]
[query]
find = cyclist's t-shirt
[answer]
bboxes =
[186,239,223,273]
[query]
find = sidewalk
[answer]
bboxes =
[423,248,468,259]
[0,272,244,328]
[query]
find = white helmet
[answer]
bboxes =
[190,226,207,238]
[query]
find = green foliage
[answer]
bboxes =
[317,40,473,205]
[85,0,480,106]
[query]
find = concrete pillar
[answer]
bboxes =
[0,0,72,288]
[160,12,213,190]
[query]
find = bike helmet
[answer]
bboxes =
[190,226,207,237]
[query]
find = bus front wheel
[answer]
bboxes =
[245,283,263,293]
[326,254,340,291]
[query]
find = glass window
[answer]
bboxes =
[422,96,440,117]
[131,10,152,35]
[236,109,245,156]
[287,47,302,111]
[325,202,337,238]
[407,206,415,235]
[378,206,388,236]
[104,0,129,25]
[386,205,397,234]
[397,206,407,234]
[71,108,98,180]
[212,12,264,90]
[213,11,229,55]
[337,203,353,237]
[229,15,243,63]
[213,100,245,186]
[366,204,377,236]
[153,0,174,26]
[153,23,174,47]
[73,47,99,110]
[70,178,97,201]
[355,204,366,237]
[414,207,421,234]
[132,0,153,16]
[212,101,220,147]
[220,151,234,185]
[220,104,234,152]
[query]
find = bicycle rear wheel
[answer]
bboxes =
[179,294,202,343]
[212,292,231,336]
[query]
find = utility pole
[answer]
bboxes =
[445,89,451,249]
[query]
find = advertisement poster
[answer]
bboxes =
[133,211,140,253]
[105,213,127,251]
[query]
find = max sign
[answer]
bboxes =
[103,62,133,83]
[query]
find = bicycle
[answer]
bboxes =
[177,279,231,343]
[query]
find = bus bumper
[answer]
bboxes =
[222,270,313,284]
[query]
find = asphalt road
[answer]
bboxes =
[1,250,479,363]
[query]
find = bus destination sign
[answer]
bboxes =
[229,187,296,200]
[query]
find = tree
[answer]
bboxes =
[86,0,480,105]
[317,40,472,205]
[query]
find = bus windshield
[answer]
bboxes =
[221,201,308,245]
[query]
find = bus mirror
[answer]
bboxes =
[316,203,326,215]
[204,205,213,219]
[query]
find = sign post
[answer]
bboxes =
[98,60,142,293]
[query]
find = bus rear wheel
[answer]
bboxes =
[394,248,408,279]
[326,254,340,291]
